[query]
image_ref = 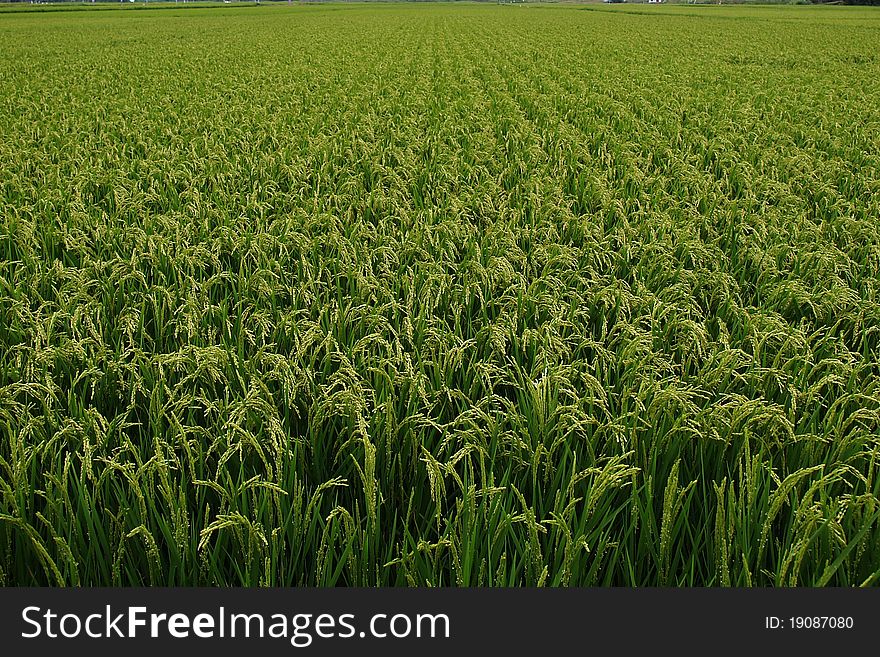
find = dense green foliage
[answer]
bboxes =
[1,4,879,586]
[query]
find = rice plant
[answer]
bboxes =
[1,2,879,586]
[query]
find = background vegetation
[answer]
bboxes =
[1,3,879,586]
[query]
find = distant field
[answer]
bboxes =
[1,4,879,586]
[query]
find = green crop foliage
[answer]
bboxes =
[1,3,879,587]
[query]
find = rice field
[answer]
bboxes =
[1,3,879,587]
